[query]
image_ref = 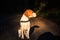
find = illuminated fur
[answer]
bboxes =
[18,9,36,39]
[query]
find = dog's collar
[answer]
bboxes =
[20,20,29,22]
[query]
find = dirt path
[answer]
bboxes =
[0,14,60,40]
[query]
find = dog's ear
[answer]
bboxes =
[24,10,29,18]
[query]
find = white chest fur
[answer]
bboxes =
[20,15,29,21]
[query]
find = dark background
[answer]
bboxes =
[0,0,60,40]
[2,0,60,13]
[1,0,60,26]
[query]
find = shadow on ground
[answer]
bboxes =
[30,25,39,35]
[30,26,60,40]
[37,32,60,40]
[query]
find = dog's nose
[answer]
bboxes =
[33,13,37,17]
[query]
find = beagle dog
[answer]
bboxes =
[18,9,37,39]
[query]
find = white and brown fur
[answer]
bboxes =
[18,9,37,39]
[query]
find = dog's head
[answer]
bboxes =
[24,9,37,18]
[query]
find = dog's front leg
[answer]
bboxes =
[24,22,30,39]
[24,28,30,39]
[27,28,30,39]
[18,29,22,37]
[21,27,24,39]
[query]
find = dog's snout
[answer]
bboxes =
[33,13,37,17]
